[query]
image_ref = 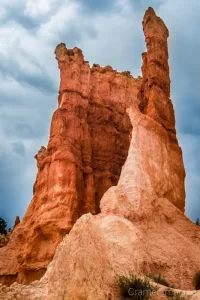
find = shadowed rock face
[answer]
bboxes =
[0,7,186,287]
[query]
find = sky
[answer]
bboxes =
[0,0,199,228]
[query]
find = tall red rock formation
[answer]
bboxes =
[0,7,186,287]
[140,8,185,211]
[101,7,185,219]
[0,42,141,285]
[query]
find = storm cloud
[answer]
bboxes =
[0,0,199,227]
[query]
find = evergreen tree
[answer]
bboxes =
[196,218,200,226]
[0,217,7,234]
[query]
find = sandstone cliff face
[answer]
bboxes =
[0,36,140,285]
[0,7,196,298]
[0,211,200,300]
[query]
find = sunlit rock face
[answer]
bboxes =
[0,7,188,290]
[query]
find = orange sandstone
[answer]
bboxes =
[0,7,191,291]
[0,39,140,286]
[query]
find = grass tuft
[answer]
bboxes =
[115,274,157,300]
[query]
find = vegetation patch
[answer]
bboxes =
[0,217,7,235]
[195,218,200,226]
[115,274,157,300]
[164,289,190,300]
[147,274,172,287]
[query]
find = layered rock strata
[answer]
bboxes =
[0,7,191,294]
[0,33,141,285]
[138,8,185,211]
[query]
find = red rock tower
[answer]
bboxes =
[0,7,185,285]
[0,39,140,286]
[139,8,185,211]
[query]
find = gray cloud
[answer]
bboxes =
[0,0,65,30]
[75,0,116,13]
[155,0,200,221]
[129,0,165,11]
[0,150,28,227]
[0,57,57,94]
[4,121,39,140]
[0,8,39,30]
[11,142,26,156]
[180,133,200,220]
[52,24,98,50]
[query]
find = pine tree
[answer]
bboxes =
[0,217,7,234]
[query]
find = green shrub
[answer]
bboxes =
[164,289,175,298]
[195,218,200,226]
[115,275,157,300]
[164,290,189,300]
[0,217,7,234]
[194,271,200,290]
[148,274,171,287]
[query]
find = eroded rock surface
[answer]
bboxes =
[0,22,140,285]
[138,8,185,211]
[0,7,197,300]
[0,212,200,299]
